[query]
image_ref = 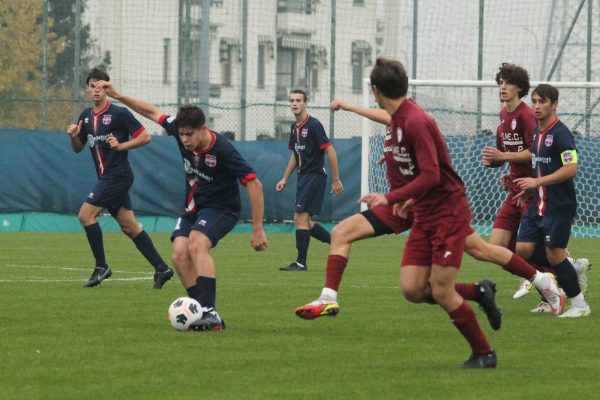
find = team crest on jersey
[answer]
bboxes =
[87,134,94,147]
[102,115,112,125]
[205,154,217,167]
[396,128,403,142]
[545,134,554,146]
[301,128,308,138]
[511,119,517,130]
[84,117,89,123]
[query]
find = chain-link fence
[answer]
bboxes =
[2,0,600,137]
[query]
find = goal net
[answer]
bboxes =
[362,78,600,238]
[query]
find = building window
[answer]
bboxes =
[220,41,232,87]
[257,44,265,89]
[277,0,317,14]
[351,40,372,93]
[353,0,365,6]
[276,34,312,100]
[163,38,171,84]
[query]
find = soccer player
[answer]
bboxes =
[66,68,174,289]
[94,80,268,331]
[514,84,591,318]
[295,99,562,325]
[276,90,344,271]
[362,58,499,368]
[481,64,590,302]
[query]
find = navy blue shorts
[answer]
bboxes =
[517,213,573,248]
[295,172,326,216]
[85,177,133,218]
[171,208,239,247]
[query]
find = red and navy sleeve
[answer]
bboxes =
[120,107,144,138]
[158,114,178,136]
[221,140,257,186]
[314,120,331,150]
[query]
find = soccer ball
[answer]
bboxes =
[168,297,203,331]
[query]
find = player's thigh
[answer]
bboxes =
[370,205,412,234]
[542,216,573,249]
[464,231,511,265]
[331,213,377,243]
[189,208,238,248]
[492,200,522,239]
[516,213,544,259]
[295,173,326,215]
[430,219,469,267]
[489,228,515,248]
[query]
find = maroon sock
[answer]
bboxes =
[449,300,491,355]
[324,255,348,291]
[455,282,477,300]
[503,253,537,281]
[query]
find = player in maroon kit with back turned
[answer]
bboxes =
[361,58,496,368]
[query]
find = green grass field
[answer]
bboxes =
[0,232,598,400]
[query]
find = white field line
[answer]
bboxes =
[1,265,400,289]
[4,264,153,275]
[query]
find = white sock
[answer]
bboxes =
[570,292,588,308]
[320,287,338,302]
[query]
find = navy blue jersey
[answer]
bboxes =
[159,114,257,214]
[287,115,331,175]
[528,118,578,217]
[77,102,144,179]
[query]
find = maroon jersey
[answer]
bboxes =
[383,99,470,223]
[496,101,537,198]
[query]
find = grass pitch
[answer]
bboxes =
[0,232,598,399]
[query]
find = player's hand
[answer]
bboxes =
[94,80,118,97]
[106,133,121,150]
[514,189,532,209]
[275,179,287,192]
[331,178,344,196]
[393,198,414,218]
[499,173,511,191]
[360,192,388,209]
[250,230,268,251]
[481,146,504,166]
[377,155,385,166]
[67,121,82,139]
[329,99,348,111]
[514,177,539,190]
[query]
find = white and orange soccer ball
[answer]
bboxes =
[168,297,203,331]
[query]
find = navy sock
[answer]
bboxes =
[552,258,581,298]
[530,245,552,270]
[295,229,310,266]
[187,284,202,303]
[84,223,107,268]
[132,230,169,272]
[310,223,331,244]
[196,276,216,309]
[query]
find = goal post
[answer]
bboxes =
[361,78,600,238]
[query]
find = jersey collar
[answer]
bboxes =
[539,117,559,135]
[92,101,110,116]
[192,129,217,154]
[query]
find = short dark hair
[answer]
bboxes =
[532,84,559,104]
[86,67,110,85]
[495,63,530,98]
[369,58,408,99]
[176,104,206,130]
[289,89,307,102]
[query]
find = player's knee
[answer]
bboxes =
[187,235,210,256]
[331,224,349,244]
[171,250,186,268]
[400,283,425,303]
[430,285,451,305]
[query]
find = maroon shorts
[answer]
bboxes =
[371,205,413,234]
[492,198,525,234]
[402,217,471,268]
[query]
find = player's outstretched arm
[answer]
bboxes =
[94,80,163,125]
[275,153,296,192]
[324,145,343,196]
[246,178,268,251]
[330,99,391,125]
[66,120,84,153]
